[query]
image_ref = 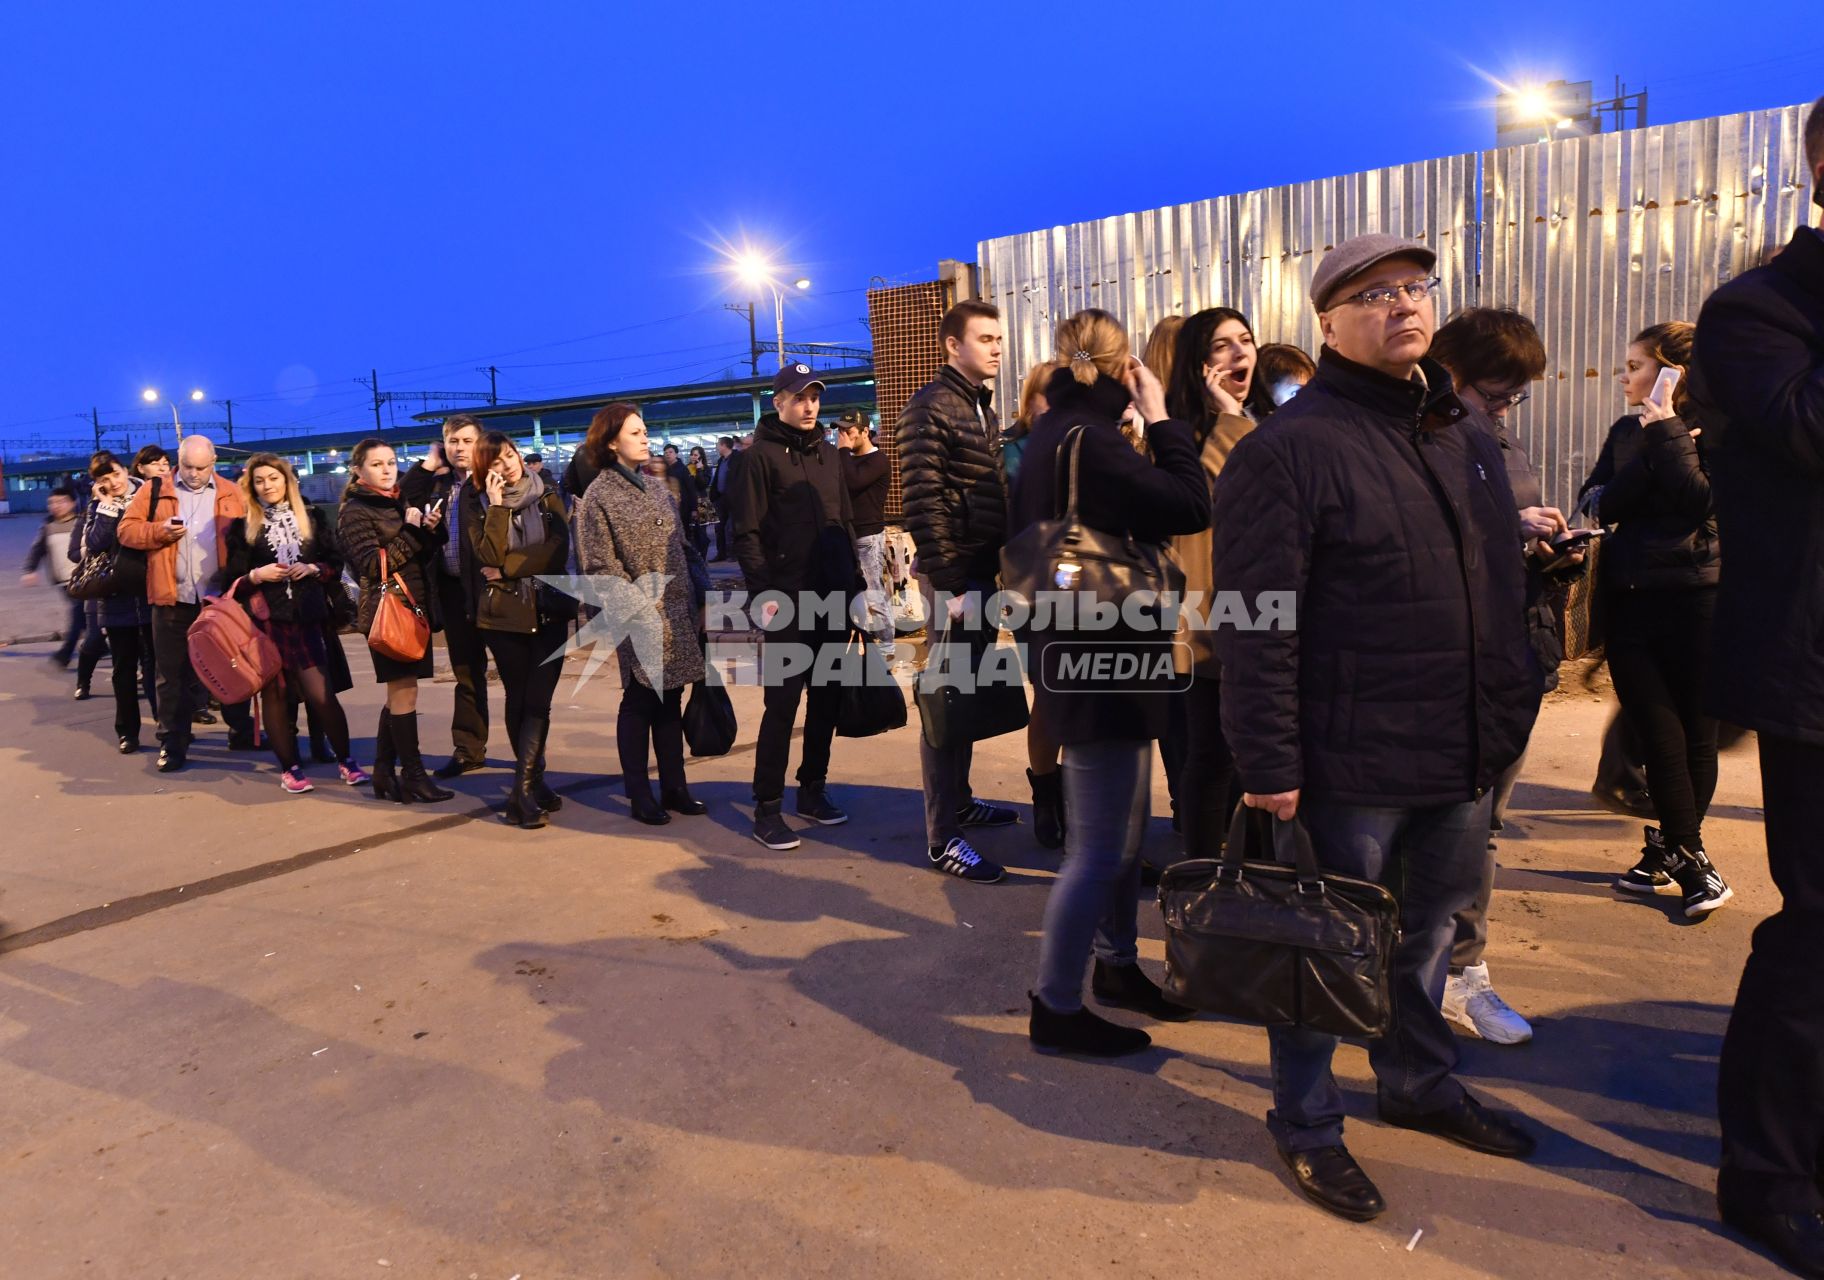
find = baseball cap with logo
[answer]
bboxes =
[772,363,826,396]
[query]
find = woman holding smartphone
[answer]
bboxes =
[338,437,453,804]
[1577,321,1729,916]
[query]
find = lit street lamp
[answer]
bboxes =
[731,252,811,371]
[143,387,205,443]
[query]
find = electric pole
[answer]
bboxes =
[364,369,383,431]
[214,398,235,445]
[91,407,101,453]
[724,301,759,378]
[477,366,499,405]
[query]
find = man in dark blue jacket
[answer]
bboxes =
[1692,93,1824,1278]
[1214,234,1543,1223]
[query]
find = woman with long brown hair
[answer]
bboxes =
[337,437,453,804]
[461,431,573,828]
[1579,320,1729,916]
[223,453,366,793]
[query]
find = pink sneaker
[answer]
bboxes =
[280,767,314,794]
[338,761,370,786]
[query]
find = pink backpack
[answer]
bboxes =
[187,579,281,704]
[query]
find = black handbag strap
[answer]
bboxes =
[1050,425,1090,523]
[1220,806,1326,894]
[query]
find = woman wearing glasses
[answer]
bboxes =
[1578,321,1729,918]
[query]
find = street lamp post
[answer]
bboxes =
[143,387,205,444]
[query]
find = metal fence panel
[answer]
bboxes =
[981,102,1813,511]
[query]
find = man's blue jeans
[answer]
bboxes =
[1267,792,1492,1153]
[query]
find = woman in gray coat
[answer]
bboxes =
[574,402,707,825]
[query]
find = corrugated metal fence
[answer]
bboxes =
[981,102,1814,510]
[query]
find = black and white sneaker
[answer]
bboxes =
[751,801,801,851]
[929,837,1004,883]
[1615,826,1679,894]
[1673,846,1733,918]
[795,786,849,826]
[956,799,1018,828]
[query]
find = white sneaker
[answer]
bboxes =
[1441,963,1533,1045]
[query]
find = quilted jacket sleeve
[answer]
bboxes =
[896,388,966,592]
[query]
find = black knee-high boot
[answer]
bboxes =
[505,715,548,829]
[394,711,454,804]
[370,709,400,801]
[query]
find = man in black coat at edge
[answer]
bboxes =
[897,299,1019,884]
[1693,93,1824,1279]
[730,362,857,852]
[1213,233,1544,1223]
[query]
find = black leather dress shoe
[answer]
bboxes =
[118,736,140,755]
[1278,1145,1385,1221]
[434,756,486,779]
[1379,1094,1536,1158]
[1720,1206,1824,1278]
[157,747,186,773]
[661,789,708,816]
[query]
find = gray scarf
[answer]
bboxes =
[490,470,547,551]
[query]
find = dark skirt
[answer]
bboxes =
[370,641,434,683]
[262,619,328,673]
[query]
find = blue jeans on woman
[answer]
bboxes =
[1035,738,1151,1012]
[1266,792,1491,1153]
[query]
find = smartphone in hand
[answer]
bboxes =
[1647,366,1682,411]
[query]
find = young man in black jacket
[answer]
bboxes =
[709,436,738,560]
[1214,234,1543,1223]
[1694,93,1824,1278]
[401,413,493,778]
[896,300,1017,884]
[731,363,857,851]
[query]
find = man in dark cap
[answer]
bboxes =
[1695,93,1824,1278]
[1213,233,1543,1222]
[730,363,857,851]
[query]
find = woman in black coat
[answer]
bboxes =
[337,438,453,804]
[1009,309,1210,1058]
[223,454,364,794]
[1577,321,1729,916]
[74,454,158,752]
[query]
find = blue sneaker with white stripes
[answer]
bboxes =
[929,837,1004,883]
[956,799,1018,828]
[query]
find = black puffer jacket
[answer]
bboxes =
[730,414,856,598]
[897,364,1005,592]
[1690,224,1824,745]
[1214,348,1541,806]
[337,483,441,634]
[1578,413,1719,591]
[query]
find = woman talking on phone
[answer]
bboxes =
[338,437,454,804]
[1577,321,1729,916]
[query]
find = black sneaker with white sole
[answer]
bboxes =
[956,799,1018,828]
[929,837,1004,883]
[1672,846,1733,918]
[1615,825,1678,894]
[751,800,801,851]
[795,786,849,826]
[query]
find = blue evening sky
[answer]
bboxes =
[3,2,1819,448]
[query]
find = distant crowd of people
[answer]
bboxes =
[19,92,1824,1279]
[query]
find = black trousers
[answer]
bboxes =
[150,602,252,747]
[436,574,491,763]
[752,621,843,804]
[617,681,686,800]
[1606,587,1719,851]
[480,621,565,756]
[714,514,731,561]
[104,623,158,741]
[1177,672,1237,861]
[1718,734,1824,1215]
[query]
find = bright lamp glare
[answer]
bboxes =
[793,278,812,291]
[141,388,159,403]
[736,253,772,287]
[1513,87,1552,122]
[189,389,205,401]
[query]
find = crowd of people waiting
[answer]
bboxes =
[18,92,1824,1277]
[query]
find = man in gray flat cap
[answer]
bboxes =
[1212,233,1544,1222]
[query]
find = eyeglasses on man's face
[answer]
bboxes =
[1472,384,1531,409]
[1337,276,1441,309]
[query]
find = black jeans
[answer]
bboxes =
[150,602,252,748]
[437,573,491,763]
[1605,587,1719,851]
[1718,734,1824,1216]
[104,623,158,741]
[617,681,686,800]
[1267,793,1490,1152]
[480,621,566,757]
[752,619,844,804]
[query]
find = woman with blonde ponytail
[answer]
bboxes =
[1008,308,1212,1057]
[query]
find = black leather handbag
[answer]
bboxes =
[914,618,1028,750]
[69,480,155,602]
[1157,807,1400,1038]
[998,424,1185,607]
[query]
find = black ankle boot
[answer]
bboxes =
[393,712,454,804]
[1028,767,1065,850]
[369,710,402,802]
[1091,959,1197,1022]
[1028,993,1151,1057]
[506,717,549,829]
